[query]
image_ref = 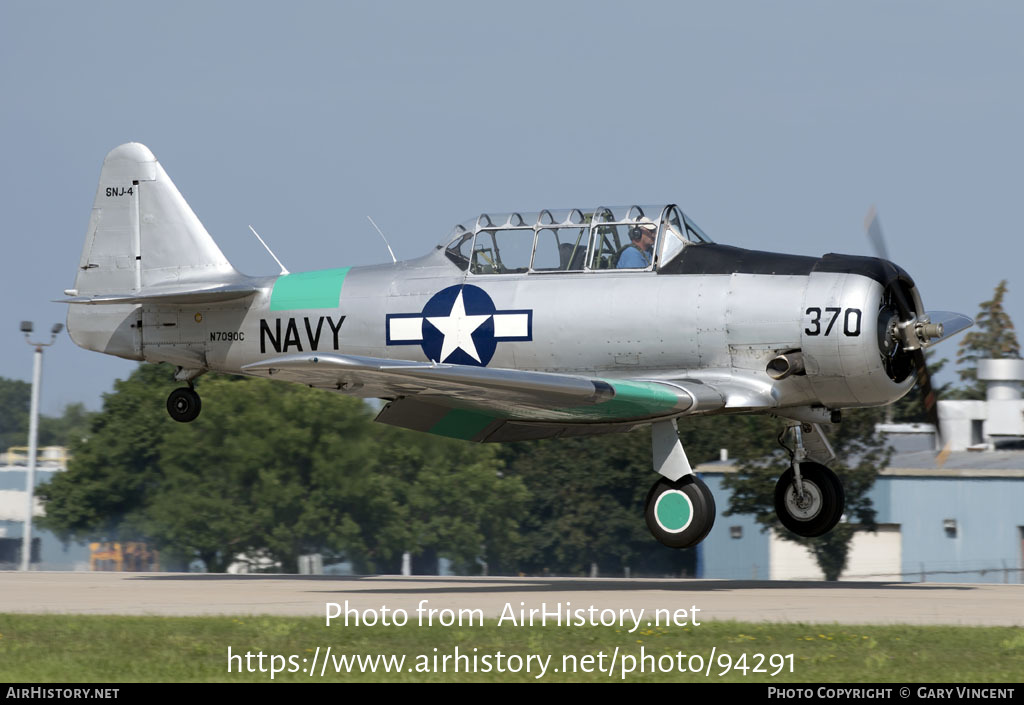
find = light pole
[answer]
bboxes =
[19,321,62,572]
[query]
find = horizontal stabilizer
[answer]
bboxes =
[59,282,260,305]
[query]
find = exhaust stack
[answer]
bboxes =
[767,352,805,380]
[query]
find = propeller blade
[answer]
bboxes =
[913,349,939,430]
[864,206,890,261]
[862,207,967,462]
[882,267,916,323]
[921,311,974,346]
[911,348,952,462]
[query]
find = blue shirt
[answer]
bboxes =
[617,245,651,269]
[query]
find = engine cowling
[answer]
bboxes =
[798,255,921,408]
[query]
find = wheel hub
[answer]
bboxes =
[653,490,694,534]
[784,479,822,520]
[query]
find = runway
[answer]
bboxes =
[1,572,1021,626]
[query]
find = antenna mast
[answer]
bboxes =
[367,216,397,264]
[248,225,290,275]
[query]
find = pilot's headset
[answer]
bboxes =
[629,217,656,242]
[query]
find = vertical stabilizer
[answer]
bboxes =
[73,143,238,296]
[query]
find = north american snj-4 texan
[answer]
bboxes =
[62,143,973,549]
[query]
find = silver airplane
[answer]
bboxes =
[63,143,972,549]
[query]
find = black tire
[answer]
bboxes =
[167,387,202,423]
[644,475,716,549]
[827,471,846,529]
[774,462,844,537]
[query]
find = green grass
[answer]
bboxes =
[0,614,1021,682]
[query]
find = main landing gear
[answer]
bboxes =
[643,420,716,549]
[773,423,845,537]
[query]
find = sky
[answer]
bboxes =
[2,1,1022,416]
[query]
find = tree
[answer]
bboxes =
[501,432,660,576]
[39,403,96,448]
[956,280,1021,399]
[38,364,526,574]
[37,364,179,548]
[723,408,889,580]
[38,365,388,570]
[499,414,778,577]
[147,373,382,572]
[372,429,528,575]
[0,377,98,453]
[0,377,31,452]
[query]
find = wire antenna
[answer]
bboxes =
[367,216,397,264]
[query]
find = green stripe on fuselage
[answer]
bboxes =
[269,267,351,311]
[559,379,680,421]
[428,408,500,440]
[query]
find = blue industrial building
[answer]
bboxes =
[697,449,1024,583]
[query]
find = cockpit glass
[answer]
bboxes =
[533,226,588,271]
[656,206,686,267]
[471,227,534,274]
[442,205,710,273]
[444,226,473,270]
[683,214,713,243]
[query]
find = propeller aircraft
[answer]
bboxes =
[62,144,972,549]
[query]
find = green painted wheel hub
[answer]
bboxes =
[654,490,694,533]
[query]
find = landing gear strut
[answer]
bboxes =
[774,423,844,537]
[167,386,201,423]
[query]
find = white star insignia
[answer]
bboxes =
[426,289,491,362]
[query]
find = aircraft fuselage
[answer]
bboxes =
[69,245,917,418]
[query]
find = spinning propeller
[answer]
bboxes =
[864,207,972,433]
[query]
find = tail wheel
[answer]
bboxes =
[644,475,716,549]
[774,462,844,537]
[167,387,202,423]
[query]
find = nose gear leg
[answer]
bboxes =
[774,422,844,537]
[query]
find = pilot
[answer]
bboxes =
[617,220,656,268]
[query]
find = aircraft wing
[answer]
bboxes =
[242,353,728,441]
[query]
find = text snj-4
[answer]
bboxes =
[63,143,973,552]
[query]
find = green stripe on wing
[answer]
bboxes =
[558,379,681,421]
